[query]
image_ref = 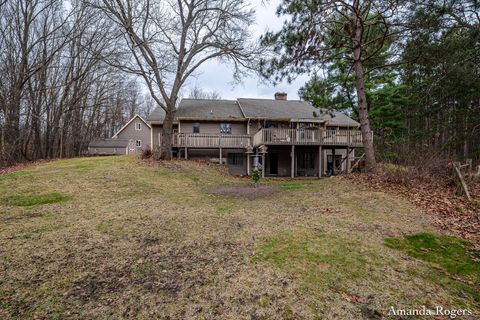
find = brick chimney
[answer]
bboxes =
[274,92,287,100]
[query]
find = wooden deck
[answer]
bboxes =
[172,133,252,148]
[252,129,365,147]
[171,129,366,148]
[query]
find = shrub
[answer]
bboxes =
[141,148,152,159]
[252,168,261,187]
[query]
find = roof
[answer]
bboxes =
[88,139,129,148]
[146,107,166,123]
[237,98,322,121]
[176,99,244,120]
[112,114,151,138]
[318,109,360,127]
[143,98,359,127]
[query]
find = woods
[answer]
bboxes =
[0,0,149,166]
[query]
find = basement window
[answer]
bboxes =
[135,122,141,130]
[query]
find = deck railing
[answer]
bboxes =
[173,133,252,148]
[252,128,366,147]
[170,129,367,148]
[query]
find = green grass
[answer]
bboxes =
[385,233,480,303]
[1,192,72,207]
[253,229,382,292]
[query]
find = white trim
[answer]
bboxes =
[112,114,151,138]
[150,125,153,149]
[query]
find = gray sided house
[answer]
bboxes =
[89,93,367,178]
[89,115,151,155]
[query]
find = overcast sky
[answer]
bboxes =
[181,0,310,101]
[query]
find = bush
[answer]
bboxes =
[141,148,152,159]
[252,168,261,187]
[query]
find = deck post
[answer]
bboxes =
[247,154,250,175]
[291,145,295,178]
[318,146,322,178]
[332,148,336,175]
[219,148,222,164]
[346,147,350,173]
[262,153,265,178]
[184,147,188,159]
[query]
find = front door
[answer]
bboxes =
[269,153,278,175]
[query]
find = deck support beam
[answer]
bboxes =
[318,146,322,178]
[291,145,295,178]
[247,154,250,175]
[332,148,336,175]
[219,148,222,164]
[184,147,188,159]
[262,153,265,178]
[346,147,350,173]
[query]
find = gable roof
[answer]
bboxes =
[319,109,360,127]
[112,114,151,138]
[176,99,244,120]
[88,139,129,148]
[237,98,322,120]
[144,98,359,127]
[146,107,166,123]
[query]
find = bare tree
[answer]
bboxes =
[188,85,222,100]
[89,0,259,159]
[0,0,68,165]
[0,0,142,166]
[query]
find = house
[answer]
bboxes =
[88,115,151,155]
[90,93,367,177]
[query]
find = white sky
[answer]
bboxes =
[181,0,310,100]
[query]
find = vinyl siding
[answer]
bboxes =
[116,119,151,153]
[88,147,127,155]
[179,121,247,135]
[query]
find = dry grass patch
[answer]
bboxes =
[209,184,279,199]
[0,156,478,319]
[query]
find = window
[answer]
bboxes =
[228,153,243,166]
[266,123,279,129]
[136,140,142,147]
[220,123,232,134]
[192,122,200,133]
[298,152,315,170]
[135,122,141,130]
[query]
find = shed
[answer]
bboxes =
[88,139,131,155]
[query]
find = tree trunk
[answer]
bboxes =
[352,19,376,172]
[158,106,175,160]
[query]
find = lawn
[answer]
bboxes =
[0,156,478,319]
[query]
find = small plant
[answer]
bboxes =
[252,168,261,187]
[141,148,152,159]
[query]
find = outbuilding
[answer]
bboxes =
[88,139,131,155]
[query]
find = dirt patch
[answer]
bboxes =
[209,184,279,199]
